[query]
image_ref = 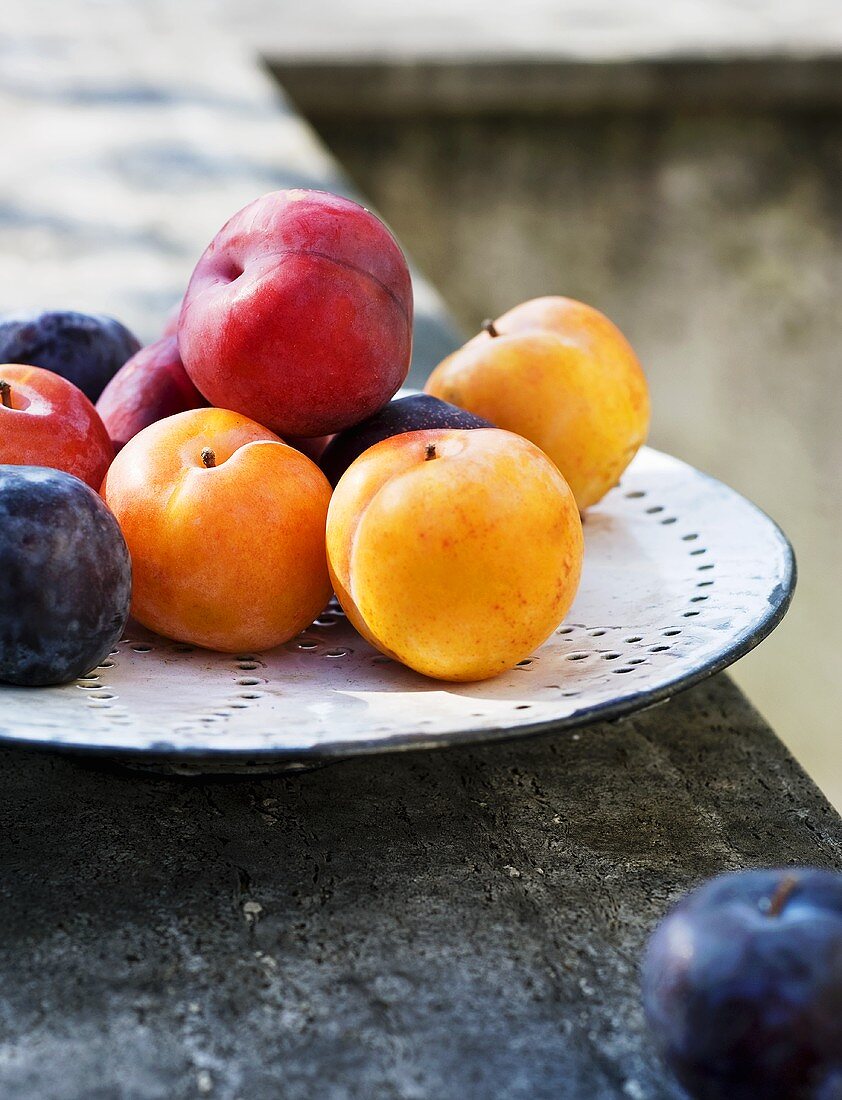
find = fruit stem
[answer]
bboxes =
[0,380,11,408]
[482,319,500,338]
[201,447,216,468]
[767,874,799,917]
[425,443,437,461]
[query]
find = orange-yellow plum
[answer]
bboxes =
[426,296,650,510]
[326,427,583,681]
[102,407,332,652]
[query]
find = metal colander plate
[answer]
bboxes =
[0,447,794,770]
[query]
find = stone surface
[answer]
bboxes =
[0,677,840,1099]
[272,56,842,116]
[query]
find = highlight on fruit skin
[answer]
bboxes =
[326,426,584,682]
[102,406,333,654]
[426,295,650,511]
[0,362,114,489]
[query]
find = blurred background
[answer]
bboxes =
[3,1,840,804]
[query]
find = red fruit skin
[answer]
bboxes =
[177,189,413,437]
[96,336,206,452]
[161,300,182,338]
[0,363,114,489]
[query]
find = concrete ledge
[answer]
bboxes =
[1,675,840,1098]
[268,54,842,116]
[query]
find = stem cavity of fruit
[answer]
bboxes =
[0,380,11,408]
[481,319,500,338]
[201,447,216,468]
[767,874,799,918]
[425,443,437,461]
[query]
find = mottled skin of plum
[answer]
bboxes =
[320,393,492,487]
[97,335,206,452]
[0,310,141,402]
[643,868,842,1100]
[0,466,131,686]
[178,189,413,438]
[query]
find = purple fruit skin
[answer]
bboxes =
[0,466,132,686]
[642,868,842,1100]
[319,393,493,486]
[0,310,141,402]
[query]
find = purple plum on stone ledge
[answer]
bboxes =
[642,867,842,1100]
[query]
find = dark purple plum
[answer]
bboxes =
[0,310,141,402]
[642,868,842,1099]
[0,466,131,686]
[319,393,493,486]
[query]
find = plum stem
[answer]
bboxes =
[201,447,216,468]
[482,319,500,338]
[425,443,437,461]
[767,874,799,917]
[0,380,11,408]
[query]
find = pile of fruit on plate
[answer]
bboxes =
[0,188,650,688]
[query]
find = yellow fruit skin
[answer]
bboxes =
[426,296,650,510]
[326,427,584,682]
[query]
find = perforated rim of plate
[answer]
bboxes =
[0,447,794,768]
